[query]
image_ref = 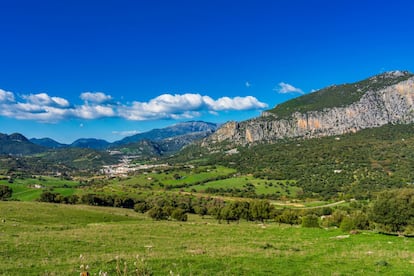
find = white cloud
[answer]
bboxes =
[205,96,268,111]
[2,103,70,122]
[73,104,115,119]
[0,88,268,123]
[0,89,15,102]
[118,93,267,120]
[275,82,304,94]
[119,93,205,120]
[80,92,112,103]
[23,93,70,107]
[112,130,140,136]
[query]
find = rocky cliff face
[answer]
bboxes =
[205,71,414,145]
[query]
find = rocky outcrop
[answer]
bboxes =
[205,73,414,145]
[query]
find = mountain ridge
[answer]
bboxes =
[111,121,219,146]
[204,71,414,146]
[3,121,219,156]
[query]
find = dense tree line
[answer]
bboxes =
[37,187,414,235]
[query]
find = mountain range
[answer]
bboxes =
[0,121,219,155]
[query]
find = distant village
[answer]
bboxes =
[101,153,168,177]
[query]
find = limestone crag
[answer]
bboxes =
[205,74,414,145]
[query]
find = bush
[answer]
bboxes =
[148,206,169,220]
[171,208,188,221]
[0,185,12,200]
[339,216,355,232]
[370,188,414,233]
[134,202,150,213]
[39,191,58,203]
[276,209,300,226]
[301,214,320,228]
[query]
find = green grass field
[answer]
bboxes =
[183,176,299,196]
[1,201,414,275]
[0,176,79,201]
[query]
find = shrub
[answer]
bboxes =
[39,191,58,203]
[134,202,150,213]
[370,188,414,233]
[171,208,188,221]
[339,216,355,232]
[0,185,12,200]
[147,206,169,220]
[301,214,320,228]
[277,209,300,226]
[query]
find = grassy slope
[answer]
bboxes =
[1,201,414,275]
[1,177,79,201]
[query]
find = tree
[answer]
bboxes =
[171,208,188,221]
[134,202,150,213]
[39,191,58,203]
[148,206,169,220]
[277,209,300,226]
[339,216,355,232]
[249,200,272,222]
[370,188,414,233]
[0,185,12,200]
[301,214,320,228]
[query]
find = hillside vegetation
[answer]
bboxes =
[175,123,414,200]
[269,71,413,118]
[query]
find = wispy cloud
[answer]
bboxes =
[0,89,268,123]
[112,130,140,136]
[275,82,304,94]
[80,92,113,103]
[23,93,70,107]
[0,89,15,102]
[245,81,251,88]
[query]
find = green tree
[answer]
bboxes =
[148,206,169,220]
[39,191,58,203]
[171,208,188,221]
[134,202,150,213]
[370,188,414,233]
[249,200,272,222]
[301,214,320,228]
[0,185,12,200]
[277,209,300,226]
[339,216,355,232]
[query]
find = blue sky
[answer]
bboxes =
[1,0,414,143]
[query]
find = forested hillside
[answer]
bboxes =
[174,123,414,200]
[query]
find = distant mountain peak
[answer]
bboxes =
[113,120,219,146]
[30,137,67,149]
[70,138,110,150]
[0,132,45,155]
[8,133,29,143]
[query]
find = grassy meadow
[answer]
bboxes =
[1,201,414,275]
[0,176,79,201]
